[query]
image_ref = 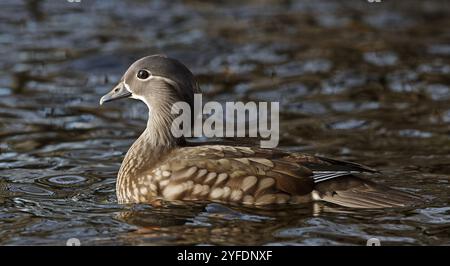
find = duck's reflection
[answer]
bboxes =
[114,201,359,245]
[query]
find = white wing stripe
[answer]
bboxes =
[312,171,358,183]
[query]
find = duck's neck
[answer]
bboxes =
[117,111,182,202]
[124,113,181,167]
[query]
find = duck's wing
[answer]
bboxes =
[281,153,377,183]
[187,140,377,184]
[152,145,421,208]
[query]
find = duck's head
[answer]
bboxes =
[100,55,199,114]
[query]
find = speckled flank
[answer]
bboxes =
[120,151,316,206]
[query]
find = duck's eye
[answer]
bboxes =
[137,69,151,80]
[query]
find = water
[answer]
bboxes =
[0,0,449,245]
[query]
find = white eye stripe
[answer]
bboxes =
[152,76,181,91]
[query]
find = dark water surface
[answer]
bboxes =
[0,0,449,245]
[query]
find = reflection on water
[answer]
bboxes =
[0,0,449,245]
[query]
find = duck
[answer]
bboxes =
[99,54,421,208]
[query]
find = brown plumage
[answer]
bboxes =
[99,55,421,209]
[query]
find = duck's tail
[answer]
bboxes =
[312,176,422,209]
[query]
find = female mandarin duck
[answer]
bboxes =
[100,55,420,208]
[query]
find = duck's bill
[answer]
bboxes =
[99,82,132,105]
